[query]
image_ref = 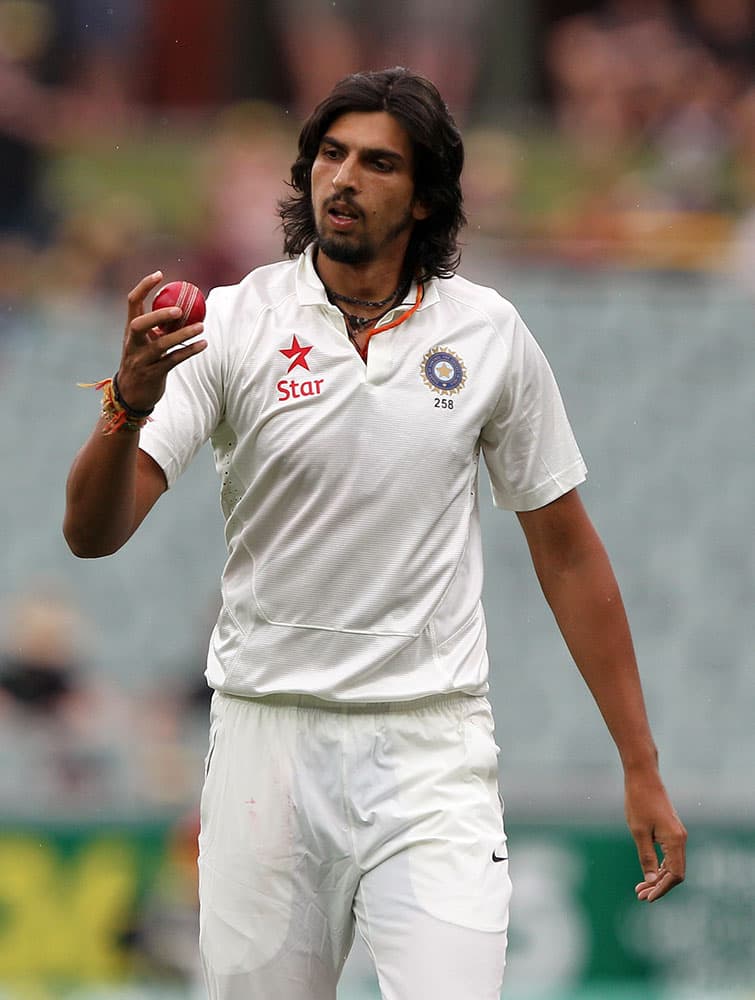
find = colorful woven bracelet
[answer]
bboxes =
[111,372,155,419]
[78,375,154,435]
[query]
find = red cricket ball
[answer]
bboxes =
[152,281,206,334]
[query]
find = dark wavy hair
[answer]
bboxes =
[278,67,466,281]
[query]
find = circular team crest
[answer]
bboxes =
[421,346,467,395]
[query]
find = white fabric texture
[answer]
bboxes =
[198,691,511,1000]
[139,247,586,701]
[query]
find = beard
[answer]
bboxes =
[315,206,415,265]
[316,233,373,265]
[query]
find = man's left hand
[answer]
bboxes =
[626,772,687,902]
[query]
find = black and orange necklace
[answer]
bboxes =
[325,279,424,361]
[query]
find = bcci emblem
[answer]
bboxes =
[421,346,467,395]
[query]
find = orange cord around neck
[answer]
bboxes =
[352,282,424,361]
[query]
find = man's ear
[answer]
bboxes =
[412,198,431,221]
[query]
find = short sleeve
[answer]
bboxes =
[481,310,587,511]
[138,289,225,488]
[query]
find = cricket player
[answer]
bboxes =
[64,67,686,1000]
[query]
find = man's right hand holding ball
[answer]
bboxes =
[116,271,207,415]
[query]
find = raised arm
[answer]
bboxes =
[516,488,687,902]
[63,272,207,557]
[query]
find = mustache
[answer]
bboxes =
[323,194,362,218]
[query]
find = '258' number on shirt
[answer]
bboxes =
[434,397,454,409]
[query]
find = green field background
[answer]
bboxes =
[0,818,752,999]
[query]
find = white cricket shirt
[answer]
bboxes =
[139,247,587,702]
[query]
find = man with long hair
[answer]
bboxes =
[64,68,685,1000]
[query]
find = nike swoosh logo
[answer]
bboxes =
[491,850,508,863]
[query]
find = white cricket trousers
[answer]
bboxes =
[198,691,512,1000]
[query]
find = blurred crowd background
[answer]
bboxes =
[1,1,754,998]
[4,0,755,306]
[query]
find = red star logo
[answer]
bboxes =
[280,335,313,373]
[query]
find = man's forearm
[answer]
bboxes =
[518,491,686,898]
[64,420,143,557]
[535,539,658,772]
[64,271,205,559]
